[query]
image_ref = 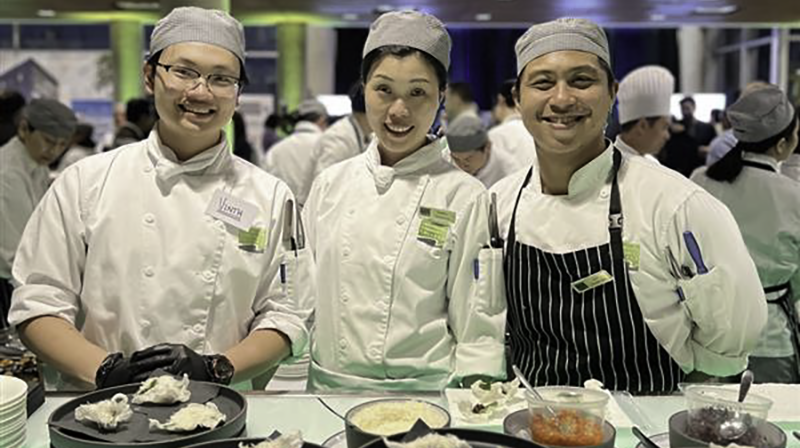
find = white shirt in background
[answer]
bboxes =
[614,135,661,164]
[491,144,767,377]
[304,138,506,391]
[781,153,800,182]
[0,137,50,280]
[261,121,323,205]
[692,152,800,358]
[488,114,537,171]
[311,115,371,178]
[8,131,313,390]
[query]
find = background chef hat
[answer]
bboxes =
[515,17,610,76]
[727,84,795,143]
[150,7,247,78]
[22,98,78,139]
[446,114,488,152]
[362,10,452,71]
[617,66,675,125]
[297,99,328,117]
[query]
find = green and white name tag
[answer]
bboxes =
[571,270,614,294]
[238,226,268,253]
[623,241,640,271]
[417,206,456,248]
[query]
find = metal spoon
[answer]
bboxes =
[511,365,558,419]
[719,370,754,440]
[632,426,660,448]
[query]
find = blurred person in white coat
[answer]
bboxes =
[615,65,673,164]
[488,79,536,170]
[8,7,313,391]
[311,83,372,178]
[446,114,515,188]
[693,86,800,383]
[304,10,506,391]
[492,18,765,393]
[262,99,328,206]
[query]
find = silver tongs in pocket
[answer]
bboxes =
[283,199,297,252]
[488,192,503,249]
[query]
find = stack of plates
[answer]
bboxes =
[0,376,28,448]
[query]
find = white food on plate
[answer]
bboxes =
[239,431,304,448]
[351,401,448,436]
[385,433,471,448]
[149,402,226,432]
[74,393,133,430]
[132,374,191,405]
[455,378,523,422]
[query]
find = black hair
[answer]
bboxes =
[146,50,249,88]
[296,112,324,124]
[361,45,448,92]
[74,123,95,147]
[126,98,154,123]
[515,55,616,101]
[348,81,366,114]
[0,91,26,120]
[448,82,475,103]
[620,116,662,133]
[497,79,516,108]
[679,96,695,107]
[707,109,799,182]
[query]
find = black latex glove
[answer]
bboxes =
[129,343,212,382]
[95,353,149,388]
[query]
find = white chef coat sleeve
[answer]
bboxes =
[313,132,349,179]
[447,190,507,380]
[663,190,767,376]
[0,170,36,278]
[249,183,314,359]
[8,166,86,327]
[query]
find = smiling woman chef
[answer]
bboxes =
[303,10,506,391]
[490,17,767,393]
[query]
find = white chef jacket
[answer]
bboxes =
[490,143,767,377]
[304,137,506,391]
[261,121,323,206]
[8,130,313,390]
[311,115,371,178]
[56,145,96,174]
[781,153,800,182]
[488,114,537,171]
[0,137,50,280]
[444,147,515,189]
[614,135,661,165]
[692,152,800,358]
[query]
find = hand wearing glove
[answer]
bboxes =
[94,353,150,388]
[128,343,234,384]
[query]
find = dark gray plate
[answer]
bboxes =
[503,409,616,448]
[185,435,325,448]
[48,381,247,448]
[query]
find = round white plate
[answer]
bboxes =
[322,430,346,448]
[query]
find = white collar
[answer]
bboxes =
[742,151,780,172]
[146,129,232,187]
[365,137,446,191]
[531,140,614,198]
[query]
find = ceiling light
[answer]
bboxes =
[37,9,56,17]
[475,13,492,21]
[342,13,359,20]
[693,4,739,15]
[115,1,160,11]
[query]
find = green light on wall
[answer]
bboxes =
[239,12,337,26]
[60,11,158,23]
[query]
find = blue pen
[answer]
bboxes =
[279,263,286,284]
[683,231,708,275]
[473,258,480,280]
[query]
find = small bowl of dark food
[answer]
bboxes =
[672,386,785,448]
[344,399,450,448]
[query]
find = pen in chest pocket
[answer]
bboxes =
[283,199,297,253]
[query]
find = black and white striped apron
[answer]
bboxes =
[504,149,684,394]
[742,159,800,373]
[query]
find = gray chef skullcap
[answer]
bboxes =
[297,99,328,117]
[515,17,610,76]
[617,66,675,125]
[446,114,488,153]
[727,85,795,143]
[150,7,245,66]
[22,98,77,140]
[363,10,451,70]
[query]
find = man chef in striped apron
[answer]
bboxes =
[490,18,767,394]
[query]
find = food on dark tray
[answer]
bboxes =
[350,400,449,436]
[132,374,191,405]
[150,402,227,432]
[74,393,133,430]
[384,433,471,448]
[529,410,604,447]
[687,406,771,448]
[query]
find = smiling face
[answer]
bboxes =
[145,42,240,156]
[517,51,616,160]
[364,53,442,165]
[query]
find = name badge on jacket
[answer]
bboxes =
[417,206,456,248]
[206,189,258,231]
